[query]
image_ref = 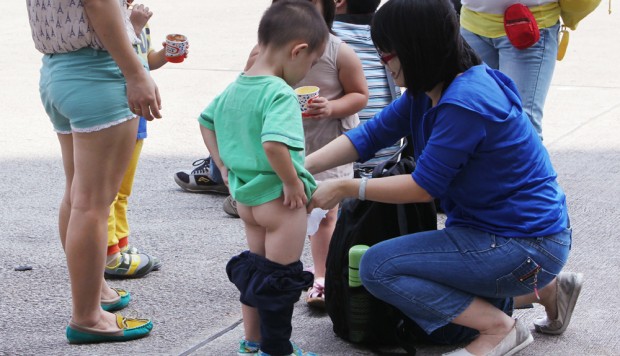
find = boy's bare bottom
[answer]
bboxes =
[228,196,312,354]
[238,196,307,265]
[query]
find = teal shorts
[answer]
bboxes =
[39,47,137,134]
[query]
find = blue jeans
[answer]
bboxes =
[208,156,224,184]
[359,226,571,334]
[460,23,560,139]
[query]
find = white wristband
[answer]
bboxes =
[358,177,369,201]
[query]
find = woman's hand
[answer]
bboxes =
[125,71,162,120]
[307,179,348,212]
[304,96,333,120]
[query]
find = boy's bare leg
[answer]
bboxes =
[237,204,267,343]
[310,204,338,279]
[241,304,261,343]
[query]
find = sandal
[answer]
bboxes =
[104,251,156,279]
[66,314,153,344]
[101,288,131,312]
[306,278,325,309]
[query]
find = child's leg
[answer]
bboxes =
[113,139,144,250]
[306,204,338,307]
[309,204,339,279]
[107,195,121,260]
[239,198,313,355]
[104,139,157,279]
[241,304,261,345]
[236,206,266,344]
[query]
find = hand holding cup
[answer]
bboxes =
[295,86,319,118]
[164,34,189,63]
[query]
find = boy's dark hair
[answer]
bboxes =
[272,0,336,30]
[347,0,381,15]
[371,0,480,96]
[260,0,329,51]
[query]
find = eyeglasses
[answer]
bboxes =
[379,52,396,65]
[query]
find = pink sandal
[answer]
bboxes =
[306,278,325,308]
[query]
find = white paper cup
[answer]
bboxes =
[294,86,319,117]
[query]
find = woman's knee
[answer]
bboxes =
[359,246,385,288]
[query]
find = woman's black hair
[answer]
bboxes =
[320,0,336,30]
[371,0,480,96]
[347,0,382,15]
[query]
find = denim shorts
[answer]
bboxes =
[39,47,138,134]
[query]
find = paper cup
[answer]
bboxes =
[294,86,319,117]
[165,34,188,63]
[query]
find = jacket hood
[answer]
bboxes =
[438,64,524,123]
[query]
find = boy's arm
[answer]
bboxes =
[263,141,307,209]
[200,125,228,185]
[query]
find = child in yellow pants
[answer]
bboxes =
[105,1,187,278]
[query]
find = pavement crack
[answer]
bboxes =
[178,318,243,356]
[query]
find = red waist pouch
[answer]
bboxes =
[504,4,540,50]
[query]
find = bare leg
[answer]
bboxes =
[57,134,121,303]
[514,277,558,319]
[241,304,261,343]
[451,297,515,355]
[64,119,139,330]
[57,133,74,250]
[237,203,266,343]
[309,204,338,279]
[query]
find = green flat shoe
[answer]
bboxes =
[66,314,153,344]
[100,288,131,312]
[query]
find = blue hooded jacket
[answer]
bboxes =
[345,65,568,237]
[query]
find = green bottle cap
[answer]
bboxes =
[349,245,369,287]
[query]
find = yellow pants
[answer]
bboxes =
[107,139,144,255]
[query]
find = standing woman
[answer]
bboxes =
[459,0,560,139]
[26,0,160,343]
[306,0,582,355]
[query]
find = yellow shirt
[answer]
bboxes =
[461,3,561,38]
[134,23,152,66]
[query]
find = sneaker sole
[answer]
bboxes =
[174,175,229,194]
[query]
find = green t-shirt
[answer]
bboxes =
[198,75,317,206]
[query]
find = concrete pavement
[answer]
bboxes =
[1,1,619,355]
